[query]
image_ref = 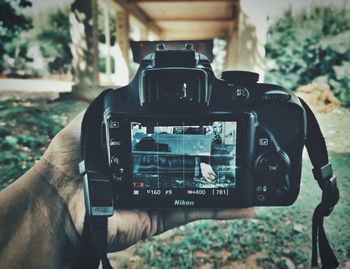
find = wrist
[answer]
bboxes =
[39,158,86,236]
[0,160,83,268]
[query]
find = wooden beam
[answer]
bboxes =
[113,0,162,35]
[117,9,130,66]
[128,0,235,2]
[161,28,228,40]
[92,0,99,85]
[224,0,240,70]
[156,18,233,22]
[104,4,112,81]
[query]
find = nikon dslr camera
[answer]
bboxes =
[80,44,340,268]
[94,44,306,209]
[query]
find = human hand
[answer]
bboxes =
[200,162,217,182]
[42,112,254,253]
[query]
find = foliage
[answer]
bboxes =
[0,99,86,188]
[0,0,32,73]
[265,6,350,107]
[36,6,72,74]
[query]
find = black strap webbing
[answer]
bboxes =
[300,98,339,269]
[77,89,113,269]
[78,92,339,269]
[76,216,109,269]
[80,89,112,172]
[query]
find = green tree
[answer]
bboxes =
[0,0,32,73]
[265,6,350,107]
[36,6,72,74]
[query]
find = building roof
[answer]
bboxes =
[117,0,239,40]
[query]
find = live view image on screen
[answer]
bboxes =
[131,121,237,189]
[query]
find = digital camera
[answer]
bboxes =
[102,44,306,208]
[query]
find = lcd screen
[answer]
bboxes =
[131,121,237,189]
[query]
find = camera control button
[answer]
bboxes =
[255,126,278,153]
[112,166,125,182]
[257,194,266,201]
[112,174,123,182]
[232,86,250,101]
[256,185,267,192]
[110,139,122,147]
[262,92,291,102]
[276,188,283,197]
[111,156,120,165]
[109,120,120,128]
[258,138,269,146]
[256,153,289,178]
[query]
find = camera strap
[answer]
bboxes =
[298,98,340,269]
[77,89,114,269]
[77,90,339,269]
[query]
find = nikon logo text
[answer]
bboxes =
[174,200,195,206]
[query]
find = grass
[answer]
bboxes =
[125,153,349,268]
[0,99,87,188]
[0,99,349,268]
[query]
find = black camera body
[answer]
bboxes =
[102,46,306,209]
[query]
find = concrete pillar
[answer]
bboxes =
[104,4,112,82]
[225,0,268,79]
[91,0,99,84]
[69,0,100,99]
[116,10,130,67]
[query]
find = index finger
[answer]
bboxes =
[161,207,254,232]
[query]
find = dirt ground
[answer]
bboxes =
[315,107,350,153]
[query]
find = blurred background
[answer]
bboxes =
[0,0,349,268]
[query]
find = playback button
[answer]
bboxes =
[109,120,120,128]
